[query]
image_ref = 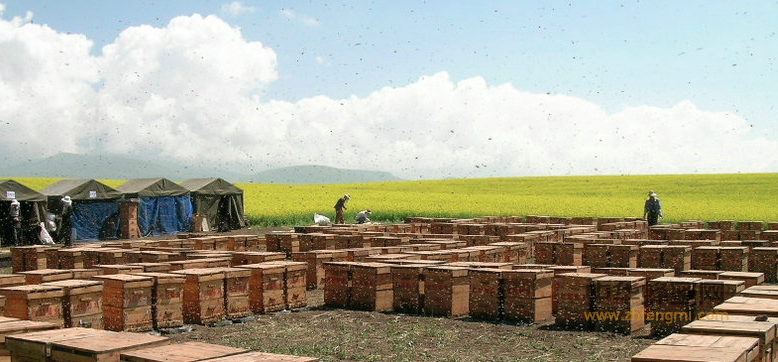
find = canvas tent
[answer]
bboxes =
[0,179,47,246]
[40,179,121,241]
[180,178,246,232]
[116,178,192,237]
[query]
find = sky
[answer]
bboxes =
[0,1,776,180]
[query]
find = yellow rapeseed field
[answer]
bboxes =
[9,173,778,226]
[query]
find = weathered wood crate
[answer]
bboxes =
[118,341,246,362]
[390,264,425,314]
[631,333,759,362]
[170,269,225,325]
[720,246,749,272]
[93,274,154,332]
[49,331,169,362]
[322,262,354,309]
[236,263,286,313]
[502,269,553,323]
[96,265,145,275]
[714,296,778,318]
[718,271,765,288]
[41,279,103,329]
[270,261,308,309]
[0,285,65,327]
[213,267,252,320]
[0,274,26,289]
[291,250,348,290]
[0,320,59,357]
[647,277,701,336]
[422,266,470,317]
[5,326,103,362]
[349,263,393,312]
[682,314,777,362]
[468,268,503,320]
[131,272,185,330]
[20,269,73,285]
[555,272,606,330]
[751,247,778,283]
[549,266,592,314]
[697,279,745,315]
[593,276,646,334]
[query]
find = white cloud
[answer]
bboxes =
[0,12,776,178]
[220,2,256,17]
[280,9,320,26]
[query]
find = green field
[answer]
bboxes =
[12,173,778,227]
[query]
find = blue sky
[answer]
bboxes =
[0,1,776,178]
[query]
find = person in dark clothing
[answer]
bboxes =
[59,195,73,247]
[643,190,663,226]
[9,199,22,246]
[333,194,350,224]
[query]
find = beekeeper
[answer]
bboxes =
[355,209,372,224]
[333,194,350,224]
[9,199,22,245]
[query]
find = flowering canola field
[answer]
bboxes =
[14,173,778,227]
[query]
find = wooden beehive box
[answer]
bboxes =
[631,333,759,362]
[167,259,209,271]
[270,261,308,309]
[468,268,503,320]
[0,285,65,327]
[555,272,607,330]
[718,271,765,288]
[5,327,105,362]
[593,276,646,334]
[682,316,776,362]
[348,262,392,312]
[0,274,26,289]
[751,247,778,283]
[119,341,246,362]
[131,273,185,330]
[41,279,103,329]
[127,263,172,273]
[0,319,59,357]
[96,249,127,266]
[71,268,103,280]
[322,262,354,309]
[502,269,553,323]
[97,265,145,275]
[49,331,168,362]
[422,266,469,318]
[171,268,225,325]
[93,274,154,332]
[20,269,73,285]
[390,264,425,314]
[230,252,285,267]
[714,296,778,318]
[212,267,252,320]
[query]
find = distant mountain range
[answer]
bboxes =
[0,153,402,184]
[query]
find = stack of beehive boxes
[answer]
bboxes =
[93,274,154,332]
[423,266,470,317]
[593,276,646,334]
[555,272,606,330]
[647,277,700,336]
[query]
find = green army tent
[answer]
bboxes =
[180,178,246,232]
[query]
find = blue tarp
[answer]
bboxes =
[137,195,192,237]
[72,201,120,241]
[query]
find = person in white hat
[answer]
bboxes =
[333,194,350,224]
[355,209,372,224]
[9,199,22,245]
[643,190,663,226]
